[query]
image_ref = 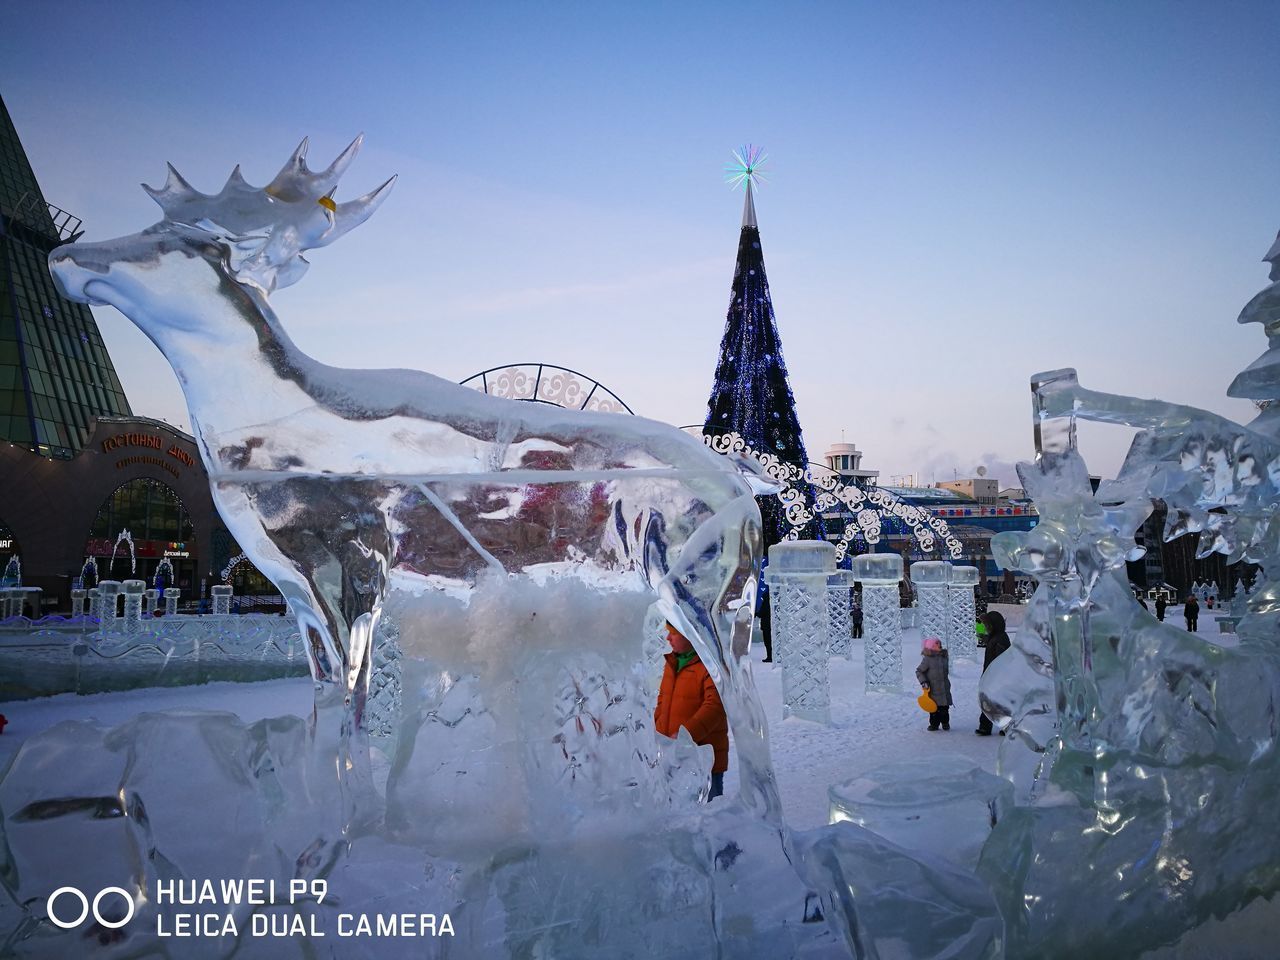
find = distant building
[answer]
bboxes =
[0,93,131,458]
[818,441,1038,595]
[0,415,276,612]
[935,477,998,505]
[821,442,878,487]
[0,95,272,611]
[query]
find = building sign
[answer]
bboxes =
[931,506,1037,518]
[85,538,196,560]
[102,433,196,479]
[167,445,195,467]
[102,433,164,453]
[0,539,12,550]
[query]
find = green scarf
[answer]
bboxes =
[674,650,698,672]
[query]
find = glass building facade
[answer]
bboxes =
[0,94,130,458]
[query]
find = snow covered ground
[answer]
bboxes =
[735,609,1015,829]
[2,600,1272,957]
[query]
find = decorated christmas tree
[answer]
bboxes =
[704,147,824,548]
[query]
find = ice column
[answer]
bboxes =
[70,588,86,618]
[163,587,180,616]
[122,580,145,634]
[211,584,233,616]
[827,571,853,659]
[143,588,158,617]
[910,561,952,647]
[0,588,11,619]
[766,540,835,723]
[98,581,121,632]
[366,613,403,739]
[947,565,980,660]
[854,553,904,692]
[87,587,100,620]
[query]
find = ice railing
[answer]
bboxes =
[0,612,307,699]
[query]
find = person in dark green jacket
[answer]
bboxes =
[976,611,1012,735]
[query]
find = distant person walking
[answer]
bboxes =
[757,589,773,663]
[916,637,952,731]
[975,611,1011,736]
[850,603,863,639]
[757,560,773,663]
[1184,595,1200,633]
[1155,595,1167,622]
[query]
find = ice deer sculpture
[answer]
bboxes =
[47,138,779,825]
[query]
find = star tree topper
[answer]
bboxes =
[725,144,768,190]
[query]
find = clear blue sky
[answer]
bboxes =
[3,1,1278,485]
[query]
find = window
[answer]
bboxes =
[89,478,194,542]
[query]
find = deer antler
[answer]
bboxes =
[140,137,395,293]
[266,135,367,202]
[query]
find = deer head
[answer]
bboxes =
[49,137,395,336]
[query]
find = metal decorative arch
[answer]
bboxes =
[220,552,253,583]
[688,427,964,561]
[460,363,635,415]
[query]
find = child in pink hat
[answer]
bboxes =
[916,637,952,731]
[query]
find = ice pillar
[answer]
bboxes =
[947,565,980,660]
[854,553,904,692]
[366,613,403,739]
[98,581,121,632]
[910,561,952,648]
[766,540,835,723]
[211,584,233,616]
[70,588,86,618]
[122,580,145,634]
[163,587,180,616]
[87,587,100,621]
[827,570,853,659]
[143,588,158,617]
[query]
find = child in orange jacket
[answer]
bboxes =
[654,621,729,799]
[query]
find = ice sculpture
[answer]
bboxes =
[972,227,1280,956]
[826,570,853,659]
[828,756,1013,871]
[121,579,144,633]
[97,580,120,631]
[947,565,979,660]
[852,552,903,692]
[210,584,232,616]
[910,560,950,646]
[766,540,834,723]
[28,138,869,958]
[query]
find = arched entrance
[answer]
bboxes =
[84,478,198,593]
